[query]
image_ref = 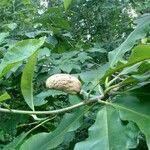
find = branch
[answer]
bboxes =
[0,78,127,116]
[0,95,103,115]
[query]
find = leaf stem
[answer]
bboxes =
[107,74,120,87]
[27,116,56,134]
[105,77,109,88]
[104,83,121,94]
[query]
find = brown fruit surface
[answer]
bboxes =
[46,74,81,94]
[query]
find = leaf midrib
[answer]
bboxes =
[39,106,93,150]
[111,103,150,120]
[105,107,110,150]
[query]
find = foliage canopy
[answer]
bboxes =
[0,0,150,150]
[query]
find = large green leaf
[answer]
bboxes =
[127,84,150,99]
[128,44,150,63]
[20,107,91,150]
[74,105,138,150]
[119,63,141,75]
[102,44,150,80]
[108,14,150,67]
[21,52,37,110]
[0,37,45,78]
[110,94,150,149]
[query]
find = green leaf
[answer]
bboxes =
[119,63,141,75]
[3,23,17,30]
[0,32,9,44]
[0,130,5,142]
[108,14,150,67]
[21,52,37,110]
[0,62,20,78]
[60,62,81,73]
[77,52,91,63]
[2,133,28,150]
[69,95,81,105]
[111,94,150,149]
[20,107,91,150]
[0,37,45,78]
[52,17,70,30]
[102,44,150,80]
[0,92,11,102]
[38,47,51,60]
[2,116,51,150]
[22,0,31,5]
[34,90,66,106]
[128,44,150,63]
[74,105,138,150]
[64,0,72,10]
[137,61,150,74]
[127,84,150,99]
[79,63,109,83]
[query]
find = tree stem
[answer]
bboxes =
[0,95,103,115]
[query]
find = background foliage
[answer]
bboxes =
[0,0,150,150]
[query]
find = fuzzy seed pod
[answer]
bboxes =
[46,74,81,94]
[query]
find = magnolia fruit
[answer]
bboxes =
[46,74,81,94]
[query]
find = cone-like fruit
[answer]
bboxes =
[46,74,81,94]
